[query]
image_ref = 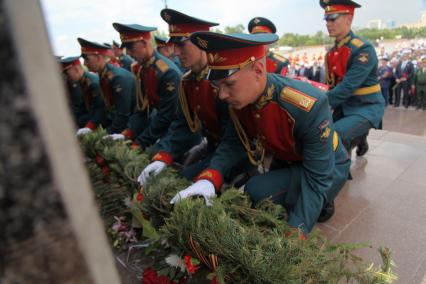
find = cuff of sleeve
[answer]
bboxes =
[152,151,173,165]
[287,213,309,236]
[130,142,140,151]
[194,169,223,193]
[85,121,97,130]
[121,128,135,140]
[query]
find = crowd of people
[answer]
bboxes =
[271,40,426,111]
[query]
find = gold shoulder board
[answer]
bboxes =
[155,59,169,73]
[280,86,317,112]
[351,38,364,48]
[107,70,114,80]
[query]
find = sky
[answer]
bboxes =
[40,0,424,56]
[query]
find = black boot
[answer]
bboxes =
[356,135,369,156]
[317,201,335,223]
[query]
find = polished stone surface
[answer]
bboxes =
[317,107,426,283]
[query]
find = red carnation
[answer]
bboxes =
[101,166,110,176]
[136,192,144,202]
[184,255,199,274]
[95,154,105,166]
[142,268,158,284]
[141,267,185,284]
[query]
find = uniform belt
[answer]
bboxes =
[353,84,381,96]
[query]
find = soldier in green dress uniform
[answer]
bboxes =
[60,56,107,135]
[248,17,290,76]
[138,9,251,186]
[169,32,351,236]
[415,56,426,110]
[112,40,134,71]
[320,0,385,156]
[77,38,137,134]
[111,23,182,150]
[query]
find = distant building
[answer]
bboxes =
[386,20,396,29]
[368,19,386,29]
[402,11,426,28]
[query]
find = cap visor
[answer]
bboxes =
[168,36,188,44]
[207,68,239,81]
[120,42,133,49]
[324,13,341,20]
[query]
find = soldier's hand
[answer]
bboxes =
[170,180,216,206]
[137,161,167,186]
[76,127,92,136]
[103,134,126,140]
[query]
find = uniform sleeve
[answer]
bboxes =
[135,68,181,148]
[197,116,248,190]
[108,75,136,134]
[121,56,134,71]
[287,96,335,234]
[153,99,202,162]
[87,81,106,127]
[326,44,378,108]
[69,86,90,128]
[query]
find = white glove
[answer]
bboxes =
[76,127,92,136]
[137,161,167,186]
[103,134,126,140]
[170,180,216,206]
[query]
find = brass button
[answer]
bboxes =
[197,105,201,110]
[195,86,199,91]
[255,113,261,119]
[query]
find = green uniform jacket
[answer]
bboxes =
[197,74,350,233]
[99,63,137,134]
[152,68,230,164]
[325,31,384,128]
[415,68,426,87]
[67,71,106,129]
[267,52,289,75]
[119,54,134,71]
[128,51,182,149]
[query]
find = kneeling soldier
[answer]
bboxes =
[112,23,182,150]
[77,38,137,134]
[138,9,251,185]
[60,56,106,134]
[171,32,351,236]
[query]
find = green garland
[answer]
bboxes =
[79,130,397,283]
